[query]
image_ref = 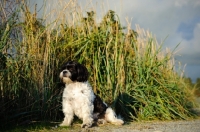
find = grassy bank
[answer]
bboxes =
[0,0,197,130]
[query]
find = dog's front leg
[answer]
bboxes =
[81,114,94,128]
[60,99,74,126]
[81,104,94,128]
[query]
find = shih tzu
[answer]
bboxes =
[59,60,124,128]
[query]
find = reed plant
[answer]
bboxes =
[0,0,196,128]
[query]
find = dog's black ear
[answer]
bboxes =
[75,63,89,82]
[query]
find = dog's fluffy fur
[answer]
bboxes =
[59,61,124,128]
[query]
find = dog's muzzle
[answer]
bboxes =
[61,70,71,78]
[63,71,68,77]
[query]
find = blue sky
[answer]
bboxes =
[30,0,200,82]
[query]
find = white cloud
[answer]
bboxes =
[193,23,200,51]
[179,23,200,54]
[174,0,188,7]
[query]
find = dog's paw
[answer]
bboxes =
[111,119,124,126]
[97,119,107,124]
[81,123,93,128]
[59,123,71,127]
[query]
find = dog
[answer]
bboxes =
[59,60,124,128]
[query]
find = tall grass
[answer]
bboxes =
[0,0,196,128]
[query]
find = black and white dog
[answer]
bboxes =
[59,61,124,128]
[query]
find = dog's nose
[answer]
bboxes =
[63,71,68,74]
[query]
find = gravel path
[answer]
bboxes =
[95,119,200,132]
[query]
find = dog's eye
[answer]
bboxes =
[69,68,74,72]
[67,66,75,71]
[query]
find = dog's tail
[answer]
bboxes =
[104,107,124,125]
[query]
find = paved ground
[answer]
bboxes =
[94,119,200,132]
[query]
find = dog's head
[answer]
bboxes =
[59,61,89,84]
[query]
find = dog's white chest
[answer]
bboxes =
[62,82,95,105]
